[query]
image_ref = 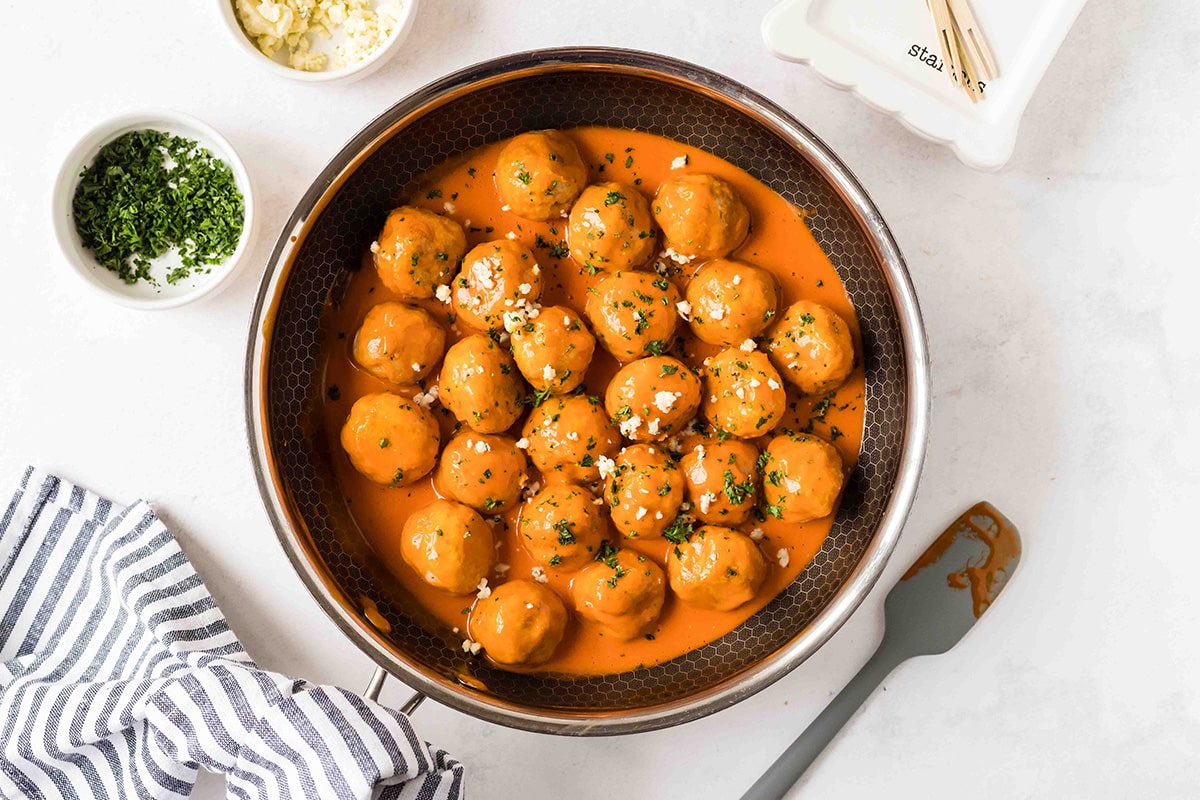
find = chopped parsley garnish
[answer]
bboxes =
[483,497,501,511]
[528,386,554,407]
[533,233,570,258]
[604,190,626,206]
[643,340,667,356]
[595,540,620,568]
[659,363,679,376]
[71,129,245,285]
[606,566,629,588]
[554,519,576,545]
[517,171,532,185]
[549,554,562,566]
[811,395,833,422]
[722,469,754,505]
[662,515,694,545]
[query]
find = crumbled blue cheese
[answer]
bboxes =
[619,414,643,438]
[597,455,617,479]
[412,385,439,409]
[662,247,696,265]
[653,391,681,414]
[233,0,407,72]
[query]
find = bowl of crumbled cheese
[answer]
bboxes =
[220,0,418,83]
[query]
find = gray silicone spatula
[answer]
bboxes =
[740,501,1022,800]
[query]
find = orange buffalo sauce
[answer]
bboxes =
[317,127,866,676]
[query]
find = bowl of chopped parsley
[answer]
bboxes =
[52,110,256,309]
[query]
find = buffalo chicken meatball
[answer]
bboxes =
[434,432,527,513]
[761,434,845,523]
[571,546,666,639]
[684,260,778,346]
[495,130,589,221]
[605,356,701,442]
[340,393,440,486]
[517,484,606,569]
[702,349,787,439]
[653,174,750,260]
[584,271,680,362]
[439,334,525,434]
[668,526,767,612]
[373,206,465,299]
[451,240,543,332]
[765,300,855,395]
[469,580,567,666]
[510,305,595,396]
[567,182,657,273]
[352,302,446,385]
[522,395,621,484]
[680,440,760,525]
[400,499,494,594]
[607,444,684,539]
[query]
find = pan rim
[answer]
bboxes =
[244,46,930,735]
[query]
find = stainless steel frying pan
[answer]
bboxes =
[244,48,929,735]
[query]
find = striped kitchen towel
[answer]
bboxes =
[0,467,465,800]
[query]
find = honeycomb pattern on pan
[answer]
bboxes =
[265,71,906,710]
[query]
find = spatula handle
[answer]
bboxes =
[739,637,905,800]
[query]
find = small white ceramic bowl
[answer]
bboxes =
[217,0,420,85]
[52,110,256,310]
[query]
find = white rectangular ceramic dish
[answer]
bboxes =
[763,0,1088,170]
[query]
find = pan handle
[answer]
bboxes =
[363,665,426,716]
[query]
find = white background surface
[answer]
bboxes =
[1,1,1197,798]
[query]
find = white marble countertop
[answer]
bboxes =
[2,1,1197,797]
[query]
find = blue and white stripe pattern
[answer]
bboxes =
[0,467,464,800]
